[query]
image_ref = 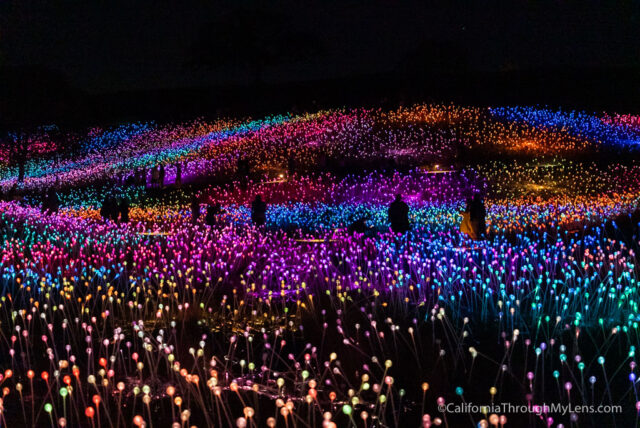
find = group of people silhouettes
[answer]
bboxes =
[100,195,130,223]
[186,191,486,238]
[150,164,166,189]
[41,188,60,215]
[41,188,129,223]
[191,195,225,226]
[95,177,486,238]
[190,194,267,227]
[460,193,487,239]
[205,203,224,226]
[121,161,186,189]
[382,193,487,238]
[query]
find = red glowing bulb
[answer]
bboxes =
[85,407,95,418]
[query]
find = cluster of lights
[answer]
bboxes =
[0,105,639,426]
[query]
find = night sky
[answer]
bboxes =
[3,0,639,92]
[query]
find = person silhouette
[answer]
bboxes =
[388,194,410,233]
[119,197,130,223]
[251,195,267,226]
[151,166,159,188]
[109,196,120,222]
[237,157,250,178]
[43,188,59,214]
[190,194,201,224]
[100,195,118,221]
[205,203,223,226]
[348,217,370,235]
[287,154,296,175]
[175,162,182,188]
[159,164,166,188]
[469,193,487,238]
[100,195,109,219]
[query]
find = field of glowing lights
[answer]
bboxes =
[2,104,640,427]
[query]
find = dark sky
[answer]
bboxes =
[2,0,640,92]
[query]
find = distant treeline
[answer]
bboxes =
[2,65,640,132]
